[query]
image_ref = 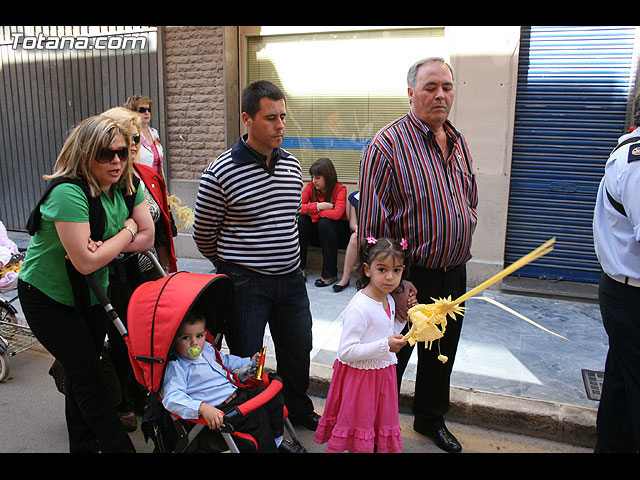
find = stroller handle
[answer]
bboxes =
[86,273,128,338]
[86,250,165,338]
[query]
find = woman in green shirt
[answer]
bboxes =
[18,115,154,453]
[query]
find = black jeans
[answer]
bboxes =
[18,279,135,453]
[217,387,285,452]
[217,263,314,419]
[595,273,640,452]
[298,215,350,278]
[396,264,467,432]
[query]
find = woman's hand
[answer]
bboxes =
[120,201,154,253]
[317,202,334,211]
[87,238,103,253]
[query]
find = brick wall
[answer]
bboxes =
[163,26,227,180]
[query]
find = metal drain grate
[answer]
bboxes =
[581,369,605,401]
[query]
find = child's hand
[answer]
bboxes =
[388,334,407,353]
[198,402,225,430]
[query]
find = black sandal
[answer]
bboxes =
[314,277,337,287]
[333,281,349,292]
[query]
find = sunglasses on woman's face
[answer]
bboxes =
[97,147,129,163]
[132,133,141,144]
[138,107,151,113]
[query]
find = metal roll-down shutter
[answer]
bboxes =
[505,26,638,283]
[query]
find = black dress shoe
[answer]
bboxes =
[278,439,307,453]
[290,411,320,430]
[418,426,462,453]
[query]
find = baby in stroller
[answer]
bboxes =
[160,299,305,453]
[125,271,306,453]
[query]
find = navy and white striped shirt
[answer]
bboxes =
[358,110,478,270]
[193,135,303,275]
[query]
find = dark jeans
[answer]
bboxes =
[217,263,314,419]
[298,215,350,278]
[396,264,467,432]
[17,279,136,453]
[595,273,640,452]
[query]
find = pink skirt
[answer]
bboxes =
[313,359,402,453]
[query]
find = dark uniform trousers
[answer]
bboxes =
[595,273,640,452]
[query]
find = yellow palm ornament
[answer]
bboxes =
[402,238,567,363]
[167,194,195,230]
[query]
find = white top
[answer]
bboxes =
[593,128,640,281]
[337,290,406,370]
[137,126,163,170]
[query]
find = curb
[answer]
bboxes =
[305,361,597,449]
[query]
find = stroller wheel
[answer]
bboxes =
[0,352,10,383]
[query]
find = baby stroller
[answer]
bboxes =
[89,256,305,453]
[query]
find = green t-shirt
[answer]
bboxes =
[19,182,145,307]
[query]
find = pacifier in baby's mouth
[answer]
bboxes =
[187,345,202,359]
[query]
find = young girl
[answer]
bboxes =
[314,236,412,453]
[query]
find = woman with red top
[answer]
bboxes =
[299,158,350,287]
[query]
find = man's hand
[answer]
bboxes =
[393,279,418,322]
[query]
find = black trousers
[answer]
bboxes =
[18,279,135,453]
[217,386,286,453]
[396,264,467,432]
[298,215,350,278]
[595,273,640,452]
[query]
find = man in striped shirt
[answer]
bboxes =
[193,80,318,430]
[359,57,478,453]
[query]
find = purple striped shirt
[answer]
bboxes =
[358,110,478,270]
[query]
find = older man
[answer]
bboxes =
[358,57,478,452]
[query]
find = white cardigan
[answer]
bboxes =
[337,290,407,370]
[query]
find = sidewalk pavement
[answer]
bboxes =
[6,231,607,449]
[177,256,607,449]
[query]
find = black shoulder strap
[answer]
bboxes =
[603,136,640,218]
[611,135,640,155]
[124,175,141,216]
[605,188,627,217]
[26,177,105,240]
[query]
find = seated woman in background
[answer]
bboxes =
[333,189,359,293]
[298,158,350,287]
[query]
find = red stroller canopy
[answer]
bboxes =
[125,271,233,393]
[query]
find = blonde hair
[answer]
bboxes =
[102,107,142,163]
[43,115,135,197]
